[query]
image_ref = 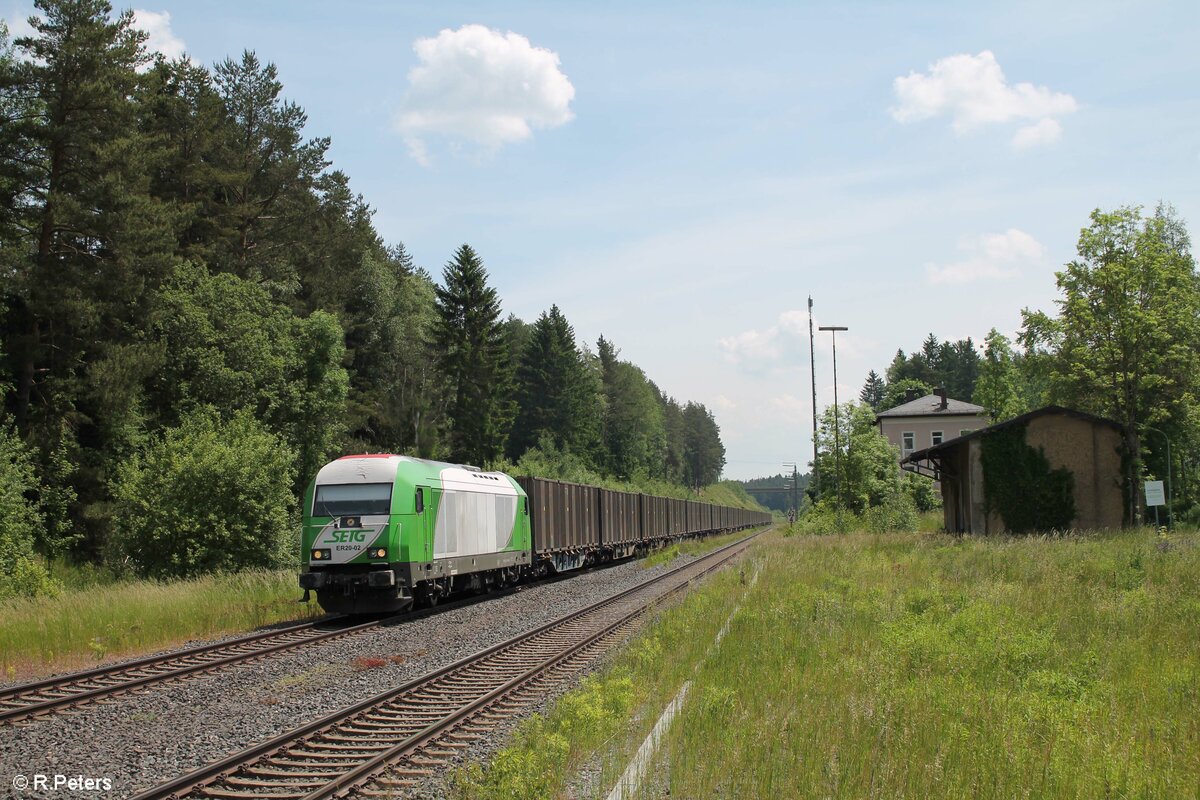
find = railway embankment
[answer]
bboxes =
[456,527,1200,800]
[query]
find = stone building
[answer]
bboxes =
[901,406,1126,534]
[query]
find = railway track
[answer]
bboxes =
[132,531,761,800]
[0,616,372,725]
[0,548,651,725]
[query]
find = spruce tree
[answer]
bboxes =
[509,305,599,461]
[859,370,885,410]
[433,244,513,466]
[596,335,665,478]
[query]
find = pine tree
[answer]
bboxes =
[681,402,725,488]
[859,370,885,410]
[509,305,600,461]
[595,335,666,478]
[210,50,330,288]
[6,0,178,556]
[433,245,514,466]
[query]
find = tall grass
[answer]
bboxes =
[663,529,1200,798]
[456,528,1200,799]
[454,552,760,800]
[0,569,320,680]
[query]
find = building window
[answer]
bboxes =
[960,429,973,437]
[902,431,915,455]
[931,431,943,446]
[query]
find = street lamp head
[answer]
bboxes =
[818,326,848,332]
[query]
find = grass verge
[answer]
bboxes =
[455,528,1200,799]
[452,537,766,799]
[0,569,320,680]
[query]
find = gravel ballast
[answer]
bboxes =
[0,551,720,799]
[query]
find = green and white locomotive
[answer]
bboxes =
[300,453,771,615]
[299,455,532,614]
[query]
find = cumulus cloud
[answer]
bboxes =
[719,309,810,369]
[892,51,1076,147]
[394,24,575,164]
[132,9,186,63]
[925,228,1045,285]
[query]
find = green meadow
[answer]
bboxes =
[0,569,319,680]
[458,528,1200,799]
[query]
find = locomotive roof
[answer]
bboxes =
[316,454,519,493]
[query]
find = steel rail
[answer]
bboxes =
[0,544,655,725]
[130,528,764,800]
[331,536,757,800]
[0,617,368,724]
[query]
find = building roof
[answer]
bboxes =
[875,393,986,419]
[900,405,1124,466]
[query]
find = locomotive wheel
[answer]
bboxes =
[415,584,439,607]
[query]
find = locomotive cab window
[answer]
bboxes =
[415,487,424,513]
[313,483,392,518]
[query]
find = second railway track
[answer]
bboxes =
[0,546,673,726]
[0,616,374,725]
[132,530,762,800]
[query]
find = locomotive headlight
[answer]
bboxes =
[311,548,331,560]
[371,548,388,559]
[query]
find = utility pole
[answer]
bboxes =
[808,297,818,493]
[819,325,848,531]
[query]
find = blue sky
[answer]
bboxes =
[5,1,1198,479]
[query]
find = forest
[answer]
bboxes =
[0,1,729,594]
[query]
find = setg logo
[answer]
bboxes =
[329,529,367,543]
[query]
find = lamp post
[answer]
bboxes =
[819,325,848,531]
[808,297,818,494]
[1143,425,1173,531]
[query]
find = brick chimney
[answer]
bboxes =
[935,386,948,410]
[904,387,920,403]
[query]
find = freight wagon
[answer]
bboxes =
[300,455,770,614]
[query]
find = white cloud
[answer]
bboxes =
[713,394,737,411]
[132,9,186,63]
[925,228,1045,285]
[892,51,1077,147]
[394,24,575,164]
[1012,118,1062,148]
[719,308,869,373]
[719,309,808,369]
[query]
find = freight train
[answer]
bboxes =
[299,454,769,614]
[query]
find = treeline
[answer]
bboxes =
[851,204,1198,527]
[742,473,810,514]
[859,334,980,412]
[0,1,727,593]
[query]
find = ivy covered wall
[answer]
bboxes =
[979,422,1076,533]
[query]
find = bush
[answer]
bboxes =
[903,471,942,512]
[0,422,59,598]
[111,408,299,578]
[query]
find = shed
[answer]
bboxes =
[901,406,1125,534]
